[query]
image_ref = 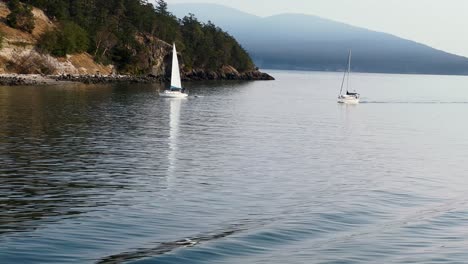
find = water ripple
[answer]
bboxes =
[2,74,468,263]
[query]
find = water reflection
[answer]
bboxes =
[168,98,183,174]
[0,84,165,235]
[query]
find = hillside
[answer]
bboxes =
[171,3,468,75]
[0,1,112,75]
[0,0,271,80]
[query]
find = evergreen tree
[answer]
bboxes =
[155,0,168,15]
[28,0,255,73]
[38,22,89,56]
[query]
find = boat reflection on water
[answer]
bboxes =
[167,98,183,180]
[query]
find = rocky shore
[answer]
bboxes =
[182,67,275,81]
[53,74,164,84]
[53,67,274,84]
[0,76,35,86]
[0,74,52,86]
[0,69,274,86]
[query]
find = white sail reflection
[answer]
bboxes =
[168,98,182,175]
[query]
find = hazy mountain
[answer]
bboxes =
[171,3,468,75]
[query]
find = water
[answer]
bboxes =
[1,71,468,263]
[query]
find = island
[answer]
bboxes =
[0,0,274,85]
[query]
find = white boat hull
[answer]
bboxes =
[338,95,360,104]
[159,90,188,98]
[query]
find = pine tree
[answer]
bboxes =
[155,0,168,15]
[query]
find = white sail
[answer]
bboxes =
[171,43,182,89]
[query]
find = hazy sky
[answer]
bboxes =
[163,0,468,58]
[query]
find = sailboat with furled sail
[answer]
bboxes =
[338,50,360,104]
[160,43,188,98]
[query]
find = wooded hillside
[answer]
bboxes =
[8,0,255,74]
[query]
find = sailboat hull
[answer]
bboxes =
[159,90,188,98]
[337,95,360,104]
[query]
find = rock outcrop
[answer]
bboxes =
[182,66,274,81]
[51,68,274,85]
[53,74,163,84]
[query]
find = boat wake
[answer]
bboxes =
[360,100,468,104]
[96,225,247,264]
[94,196,468,263]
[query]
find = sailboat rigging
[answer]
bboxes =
[337,50,360,104]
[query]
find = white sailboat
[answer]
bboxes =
[337,50,360,104]
[160,43,188,98]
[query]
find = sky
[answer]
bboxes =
[162,0,468,58]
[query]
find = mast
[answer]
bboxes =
[339,49,351,95]
[346,49,351,93]
[170,43,182,90]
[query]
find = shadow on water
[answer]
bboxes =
[180,80,254,96]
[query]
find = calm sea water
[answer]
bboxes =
[2,71,468,263]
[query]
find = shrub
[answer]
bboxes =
[6,0,35,33]
[38,22,89,57]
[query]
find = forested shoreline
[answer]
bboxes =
[6,0,259,76]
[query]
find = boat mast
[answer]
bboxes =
[346,49,351,93]
[339,49,351,95]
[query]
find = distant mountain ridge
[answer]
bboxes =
[170,3,468,75]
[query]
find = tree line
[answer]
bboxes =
[7,0,254,73]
